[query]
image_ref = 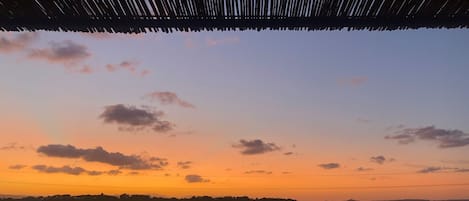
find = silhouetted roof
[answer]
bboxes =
[1,0,468,33]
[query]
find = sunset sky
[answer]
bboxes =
[1,29,469,201]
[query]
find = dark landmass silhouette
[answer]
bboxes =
[0,194,295,201]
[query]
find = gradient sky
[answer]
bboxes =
[1,29,469,201]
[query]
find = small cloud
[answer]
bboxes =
[244,170,272,175]
[8,164,27,170]
[318,163,340,170]
[32,165,87,176]
[233,139,281,155]
[28,40,91,65]
[185,174,209,183]
[144,91,195,108]
[356,167,374,172]
[0,32,39,53]
[370,155,394,164]
[417,166,446,174]
[100,104,174,133]
[37,144,167,170]
[107,169,122,175]
[338,76,368,87]
[105,60,149,77]
[385,126,469,148]
[282,171,291,174]
[177,161,192,169]
[283,152,294,156]
[0,143,26,151]
[206,36,240,47]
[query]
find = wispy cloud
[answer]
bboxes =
[177,161,193,169]
[283,152,294,156]
[32,165,121,176]
[385,126,469,148]
[185,174,209,183]
[370,155,395,164]
[356,167,374,171]
[37,144,168,170]
[0,32,39,53]
[417,166,469,174]
[338,76,368,87]
[318,163,340,170]
[0,143,27,151]
[100,104,174,133]
[105,60,150,77]
[8,164,27,170]
[144,91,195,108]
[233,139,281,155]
[244,170,272,175]
[206,36,240,47]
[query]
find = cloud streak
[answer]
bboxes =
[32,165,122,176]
[177,161,192,169]
[37,144,167,170]
[185,174,209,183]
[100,104,174,133]
[233,139,281,155]
[318,163,340,170]
[386,126,469,148]
[144,91,195,108]
[370,155,394,164]
[244,170,272,175]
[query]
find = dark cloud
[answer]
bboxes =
[144,91,195,108]
[244,170,272,175]
[318,163,340,170]
[283,152,294,156]
[28,40,91,64]
[37,144,167,170]
[32,165,121,176]
[356,167,374,172]
[177,161,192,169]
[185,174,209,183]
[233,139,281,155]
[8,164,27,170]
[0,32,38,53]
[100,104,174,133]
[385,126,469,148]
[370,155,394,164]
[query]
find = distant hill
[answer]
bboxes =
[0,194,295,201]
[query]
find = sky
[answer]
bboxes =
[1,29,469,201]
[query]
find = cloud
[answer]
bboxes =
[177,161,192,169]
[0,143,27,151]
[105,61,150,77]
[338,76,368,87]
[37,144,167,170]
[0,32,39,53]
[206,36,240,47]
[144,91,195,108]
[32,165,121,176]
[417,166,469,174]
[370,155,394,164]
[244,170,272,175]
[100,104,174,133]
[8,164,27,170]
[318,163,340,170]
[28,40,91,65]
[385,126,469,148]
[185,174,209,183]
[233,139,281,155]
[283,152,294,156]
[356,167,374,171]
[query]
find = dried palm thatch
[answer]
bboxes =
[1,0,468,33]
